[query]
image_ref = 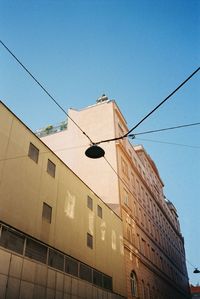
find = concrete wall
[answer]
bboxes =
[41,101,120,210]
[40,99,190,299]
[0,101,126,298]
[0,247,124,299]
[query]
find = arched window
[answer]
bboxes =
[130,271,138,297]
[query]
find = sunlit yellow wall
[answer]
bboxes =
[0,102,126,297]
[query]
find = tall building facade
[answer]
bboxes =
[40,96,190,299]
[0,101,127,299]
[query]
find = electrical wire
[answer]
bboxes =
[134,137,200,149]
[0,40,94,145]
[1,39,199,147]
[95,67,200,145]
[125,67,200,137]
[1,39,198,272]
[129,122,200,138]
[103,155,197,272]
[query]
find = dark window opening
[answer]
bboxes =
[93,270,103,287]
[25,238,47,264]
[28,143,39,163]
[97,205,102,218]
[42,202,52,223]
[103,274,112,291]
[87,233,93,249]
[48,249,64,271]
[65,256,78,276]
[0,227,24,254]
[47,159,56,178]
[130,271,138,296]
[79,263,92,282]
[87,196,93,210]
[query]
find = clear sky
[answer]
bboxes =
[1,0,199,285]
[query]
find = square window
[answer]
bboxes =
[42,203,52,223]
[87,233,93,249]
[87,196,93,211]
[28,142,39,163]
[47,159,56,177]
[97,205,102,218]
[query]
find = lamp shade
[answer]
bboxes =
[85,145,105,159]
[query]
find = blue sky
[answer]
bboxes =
[1,0,199,285]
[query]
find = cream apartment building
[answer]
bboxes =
[40,96,190,299]
[0,100,127,299]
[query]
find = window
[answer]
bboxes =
[65,256,78,276]
[142,280,146,299]
[0,227,25,254]
[103,274,112,291]
[87,233,93,249]
[28,142,39,163]
[124,189,129,206]
[130,271,138,297]
[47,159,56,177]
[87,196,93,210]
[42,202,52,223]
[25,238,47,264]
[48,249,64,271]
[131,173,135,190]
[136,234,140,250]
[141,239,146,255]
[79,263,92,282]
[136,180,140,199]
[97,205,102,218]
[93,270,103,287]
[121,157,128,177]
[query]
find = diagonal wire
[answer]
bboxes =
[0,39,94,144]
[125,67,200,136]
[134,137,200,149]
[95,67,200,145]
[129,122,200,138]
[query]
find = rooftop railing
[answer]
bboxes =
[35,121,67,138]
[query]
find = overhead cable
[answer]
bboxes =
[0,40,94,144]
[134,137,200,149]
[129,122,200,138]
[95,67,200,145]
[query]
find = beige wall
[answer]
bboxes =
[40,99,189,299]
[0,102,126,297]
[41,101,121,210]
[0,248,125,299]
